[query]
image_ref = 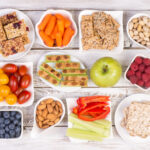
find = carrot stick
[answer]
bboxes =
[55,14,65,20]
[56,32,62,47]
[39,31,54,47]
[51,25,58,39]
[45,15,56,35]
[64,18,71,28]
[57,19,65,36]
[38,14,51,31]
[63,27,75,46]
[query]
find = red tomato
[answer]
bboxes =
[14,72,21,83]
[20,74,31,89]
[18,90,31,104]
[2,64,17,73]
[19,65,28,76]
[14,88,23,96]
[9,75,18,92]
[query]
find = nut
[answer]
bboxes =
[38,115,44,121]
[56,101,62,107]
[54,118,60,124]
[47,104,53,113]
[38,104,46,110]
[42,109,48,118]
[45,98,53,104]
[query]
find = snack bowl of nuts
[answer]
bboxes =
[127,13,150,49]
[31,96,65,137]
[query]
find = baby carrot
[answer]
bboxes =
[45,15,56,35]
[51,25,58,39]
[38,14,51,31]
[39,30,54,47]
[56,32,62,47]
[57,19,65,36]
[63,27,75,46]
[55,14,65,20]
[64,18,71,28]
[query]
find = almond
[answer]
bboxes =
[38,115,44,121]
[38,121,43,128]
[41,125,49,129]
[38,104,46,110]
[42,109,48,118]
[43,119,50,125]
[47,104,53,113]
[53,109,58,115]
[48,121,55,126]
[55,104,59,112]
[47,114,57,121]
[59,107,63,113]
[51,101,56,107]
[58,112,63,117]
[54,118,60,124]
[45,98,53,104]
[56,101,62,108]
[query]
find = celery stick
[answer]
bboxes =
[69,113,110,137]
[94,119,111,129]
[67,128,103,142]
[73,124,88,130]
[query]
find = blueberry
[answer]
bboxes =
[15,126,21,133]
[10,116,15,121]
[3,112,10,119]
[0,112,2,117]
[9,123,15,130]
[15,113,21,120]
[13,119,19,125]
[5,126,9,132]
[0,123,5,129]
[0,129,5,135]
[4,119,10,125]
[15,132,20,138]
[0,134,4,138]
[9,130,15,138]
[4,133,10,138]
[0,117,4,124]
[10,111,16,117]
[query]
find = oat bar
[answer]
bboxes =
[4,19,28,39]
[22,34,30,45]
[0,12,18,25]
[40,63,62,81]
[38,70,59,85]
[63,75,88,81]
[61,80,87,87]
[0,21,7,41]
[55,62,80,69]
[62,69,87,75]
[45,55,70,62]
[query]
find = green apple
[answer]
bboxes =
[90,57,122,87]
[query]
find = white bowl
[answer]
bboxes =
[124,54,150,91]
[0,8,35,61]
[127,13,150,49]
[36,9,77,49]
[0,62,34,107]
[0,109,23,140]
[31,96,65,138]
[79,10,124,54]
[115,94,150,143]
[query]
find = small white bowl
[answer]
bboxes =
[124,54,150,91]
[31,96,65,138]
[127,13,150,49]
[0,109,23,140]
[36,9,77,49]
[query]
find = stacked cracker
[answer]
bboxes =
[81,12,120,50]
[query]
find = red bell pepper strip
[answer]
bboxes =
[78,106,110,121]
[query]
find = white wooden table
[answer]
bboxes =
[0,0,150,150]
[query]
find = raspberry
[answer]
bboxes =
[130,63,139,71]
[145,66,150,74]
[135,71,141,79]
[142,73,149,82]
[144,81,150,88]
[134,56,143,64]
[139,64,145,72]
[126,69,135,78]
[137,80,144,87]
[143,58,150,66]
[129,75,138,84]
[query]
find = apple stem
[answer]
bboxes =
[103,65,108,73]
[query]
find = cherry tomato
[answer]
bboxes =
[14,72,21,83]
[0,73,9,85]
[6,94,17,105]
[2,64,17,73]
[0,68,3,74]
[9,75,18,92]
[20,74,31,89]
[19,65,28,76]
[0,95,4,102]
[14,88,23,96]
[18,90,31,104]
[0,85,10,97]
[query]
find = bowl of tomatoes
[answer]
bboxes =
[0,62,34,107]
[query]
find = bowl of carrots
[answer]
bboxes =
[36,9,77,48]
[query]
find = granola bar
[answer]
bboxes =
[0,21,7,41]
[22,34,30,45]
[55,62,80,69]
[61,80,87,87]
[45,55,70,62]
[4,20,28,39]
[0,12,18,25]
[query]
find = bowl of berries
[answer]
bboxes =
[125,55,150,91]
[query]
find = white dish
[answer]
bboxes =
[127,13,150,49]
[66,97,113,143]
[31,96,65,138]
[36,9,77,49]
[37,51,87,92]
[0,109,23,140]
[0,8,35,60]
[124,54,150,91]
[115,94,150,143]
[0,62,34,107]
[79,10,124,54]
